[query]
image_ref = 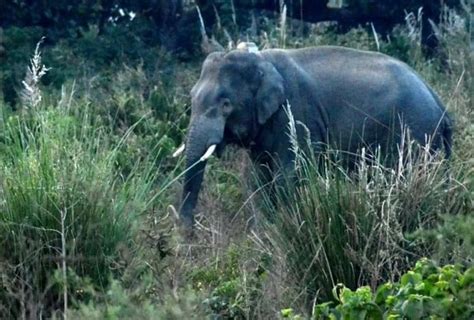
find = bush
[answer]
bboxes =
[190,243,271,319]
[67,276,207,320]
[283,258,474,319]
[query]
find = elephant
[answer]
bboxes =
[176,43,452,228]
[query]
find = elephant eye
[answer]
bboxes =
[222,98,232,114]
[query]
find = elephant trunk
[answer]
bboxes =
[180,116,224,227]
[180,153,206,227]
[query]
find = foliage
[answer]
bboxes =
[411,214,474,267]
[0,40,183,317]
[66,274,207,320]
[257,115,471,305]
[190,243,271,319]
[0,102,156,317]
[283,258,474,319]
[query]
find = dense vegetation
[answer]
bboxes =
[0,2,472,319]
[283,259,473,319]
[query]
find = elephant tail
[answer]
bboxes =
[426,85,453,159]
[441,114,453,159]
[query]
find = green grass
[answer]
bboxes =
[0,102,161,316]
[256,123,471,308]
[0,58,184,315]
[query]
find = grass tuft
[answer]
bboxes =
[255,110,471,308]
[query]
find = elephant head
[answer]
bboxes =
[178,45,286,227]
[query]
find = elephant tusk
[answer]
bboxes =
[172,144,185,157]
[200,144,216,161]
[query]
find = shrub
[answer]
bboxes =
[282,258,473,319]
[189,243,271,319]
[66,275,208,320]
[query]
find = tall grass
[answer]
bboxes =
[0,48,170,318]
[255,107,471,309]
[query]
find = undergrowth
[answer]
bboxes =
[255,107,471,308]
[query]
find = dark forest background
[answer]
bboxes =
[0,1,466,53]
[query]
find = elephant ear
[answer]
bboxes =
[256,61,285,125]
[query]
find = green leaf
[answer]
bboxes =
[401,271,423,287]
[401,295,424,319]
[313,302,333,317]
[348,308,367,320]
[333,283,346,302]
[364,302,384,320]
[281,308,294,318]
[375,283,395,305]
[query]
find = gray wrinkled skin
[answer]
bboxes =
[180,46,452,227]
